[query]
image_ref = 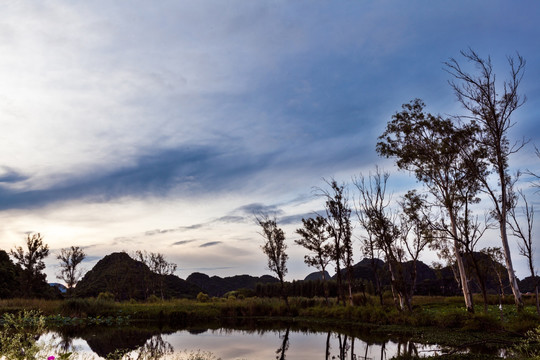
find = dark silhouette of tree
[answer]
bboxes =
[257,215,289,308]
[10,233,49,298]
[509,189,539,315]
[354,169,408,311]
[317,180,353,305]
[399,189,434,310]
[135,250,177,300]
[295,215,333,305]
[445,48,526,309]
[377,99,484,312]
[56,246,86,296]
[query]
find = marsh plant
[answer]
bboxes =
[0,310,47,360]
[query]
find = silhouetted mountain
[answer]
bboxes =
[304,270,331,281]
[75,252,201,300]
[186,272,278,297]
[518,275,539,293]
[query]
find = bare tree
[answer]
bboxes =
[56,246,86,295]
[354,169,408,311]
[10,233,49,298]
[136,250,177,300]
[295,215,333,305]
[509,189,539,315]
[257,214,289,308]
[445,49,526,309]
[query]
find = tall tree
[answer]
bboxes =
[136,250,177,300]
[445,49,526,309]
[317,180,353,305]
[257,215,289,307]
[295,215,333,305]
[56,246,86,296]
[509,189,539,315]
[377,99,484,312]
[10,233,49,298]
[354,169,408,311]
[399,190,434,309]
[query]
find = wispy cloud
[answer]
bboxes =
[199,241,222,248]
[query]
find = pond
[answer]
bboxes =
[39,323,446,359]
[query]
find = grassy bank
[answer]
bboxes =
[0,295,538,333]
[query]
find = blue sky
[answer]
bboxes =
[0,1,539,282]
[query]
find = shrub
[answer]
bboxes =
[97,292,115,302]
[147,294,160,303]
[0,310,46,360]
[197,292,210,302]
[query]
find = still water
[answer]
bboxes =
[41,325,443,359]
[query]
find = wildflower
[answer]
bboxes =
[48,356,55,360]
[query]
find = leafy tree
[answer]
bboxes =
[317,180,353,305]
[399,190,434,309]
[10,233,49,298]
[377,99,483,312]
[445,49,526,309]
[257,215,289,307]
[295,215,333,304]
[56,246,86,295]
[0,250,19,298]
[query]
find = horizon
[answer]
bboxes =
[0,1,539,285]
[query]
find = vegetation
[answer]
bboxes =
[56,246,86,296]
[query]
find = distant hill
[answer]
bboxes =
[186,272,278,297]
[304,270,331,281]
[75,252,201,300]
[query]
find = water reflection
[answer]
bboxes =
[43,324,443,359]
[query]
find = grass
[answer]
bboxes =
[0,294,538,333]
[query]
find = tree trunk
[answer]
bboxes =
[499,218,524,310]
[450,214,474,313]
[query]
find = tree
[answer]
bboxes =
[56,246,86,295]
[354,169,408,311]
[445,49,526,309]
[257,215,289,307]
[399,190,434,309]
[509,189,539,315]
[135,250,177,300]
[377,99,484,312]
[10,233,49,298]
[317,180,353,305]
[295,215,333,305]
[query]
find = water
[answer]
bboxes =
[40,325,444,359]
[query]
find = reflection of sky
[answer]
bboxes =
[41,329,443,359]
[1,1,539,283]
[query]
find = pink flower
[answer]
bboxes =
[48,357,55,360]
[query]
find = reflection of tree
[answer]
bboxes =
[396,340,419,358]
[275,327,290,360]
[135,334,174,360]
[325,331,331,360]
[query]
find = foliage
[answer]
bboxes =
[97,292,115,302]
[513,325,540,359]
[196,292,210,303]
[0,310,46,360]
[56,246,86,292]
[10,233,52,299]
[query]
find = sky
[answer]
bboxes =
[0,1,539,284]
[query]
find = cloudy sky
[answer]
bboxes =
[0,1,539,283]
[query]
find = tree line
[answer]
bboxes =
[258,49,539,314]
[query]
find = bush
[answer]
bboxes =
[147,294,160,303]
[97,292,115,302]
[197,292,210,302]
